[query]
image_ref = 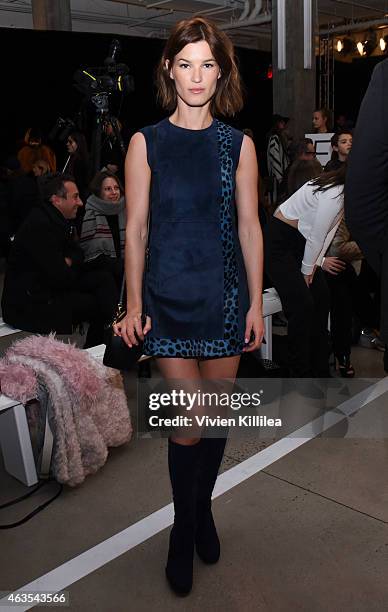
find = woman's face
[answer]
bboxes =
[66,137,78,154]
[168,40,220,109]
[32,162,47,177]
[101,177,121,202]
[312,111,327,131]
[335,133,352,160]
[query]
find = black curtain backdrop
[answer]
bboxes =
[0,27,272,166]
[1,27,385,169]
[333,56,386,122]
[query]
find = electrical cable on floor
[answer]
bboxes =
[0,479,63,529]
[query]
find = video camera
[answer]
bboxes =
[73,39,134,102]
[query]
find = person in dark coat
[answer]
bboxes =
[345,58,388,370]
[0,181,11,258]
[1,173,115,347]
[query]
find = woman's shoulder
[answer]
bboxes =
[137,118,168,139]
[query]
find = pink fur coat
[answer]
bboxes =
[0,335,132,486]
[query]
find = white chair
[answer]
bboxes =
[260,288,283,360]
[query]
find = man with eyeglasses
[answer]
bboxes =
[295,138,316,161]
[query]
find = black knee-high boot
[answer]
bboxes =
[166,439,202,596]
[195,437,227,564]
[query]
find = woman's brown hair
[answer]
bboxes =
[311,161,347,192]
[156,16,243,117]
[89,170,123,198]
[287,159,322,197]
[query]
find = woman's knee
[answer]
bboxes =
[170,437,201,446]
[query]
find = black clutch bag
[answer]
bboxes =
[103,279,145,371]
[104,127,155,372]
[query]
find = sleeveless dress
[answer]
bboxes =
[139,117,250,359]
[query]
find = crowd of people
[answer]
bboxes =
[0,105,385,383]
[0,106,385,381]
[0,121,150,372]
[264,108,385,378]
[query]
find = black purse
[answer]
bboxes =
[104,126,156,371]
[103,278,145,371]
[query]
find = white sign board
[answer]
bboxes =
[305,133,334,168]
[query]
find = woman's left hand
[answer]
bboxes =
[243,306,265,352]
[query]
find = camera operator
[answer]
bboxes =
[1,173,117,347]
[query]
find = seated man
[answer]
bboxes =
[1,173,118,347]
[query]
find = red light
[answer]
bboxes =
[266,64,273,79]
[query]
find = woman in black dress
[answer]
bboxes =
[114,16,264,595]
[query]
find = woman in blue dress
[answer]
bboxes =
[114,16,264,595]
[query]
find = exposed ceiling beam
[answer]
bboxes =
[327,0,387,15]
[219,14,272,30]
[320,16,388,33]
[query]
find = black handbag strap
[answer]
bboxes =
[117,125,158,310]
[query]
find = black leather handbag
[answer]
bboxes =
[103,279,145,371]
[104,126,156,371]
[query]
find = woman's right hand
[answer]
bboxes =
[113,311,152,347]
[321,256,346,275]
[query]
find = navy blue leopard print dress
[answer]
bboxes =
[139,118,249,359]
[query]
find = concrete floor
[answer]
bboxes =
[1,262,388,611]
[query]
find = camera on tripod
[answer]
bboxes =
[73,39,134,175]
[73,39,134,102]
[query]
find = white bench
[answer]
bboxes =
[260,287,282,361]
[0,344,106,487]
[0,318,22,338]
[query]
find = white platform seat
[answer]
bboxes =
[260,288,283,361]
[0,344,107,487]
[0,318,22,338]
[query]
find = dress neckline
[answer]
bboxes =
[166,117,216,134]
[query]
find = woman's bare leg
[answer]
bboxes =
[198,355,240,380]
[155,357,202,445]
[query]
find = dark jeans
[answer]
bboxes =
[264,217,330,377]
[326,261,380,358]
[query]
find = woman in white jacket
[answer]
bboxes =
[264,165,345,378]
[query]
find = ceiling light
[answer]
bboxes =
[337,39,343,52]
[357,41,365,55]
